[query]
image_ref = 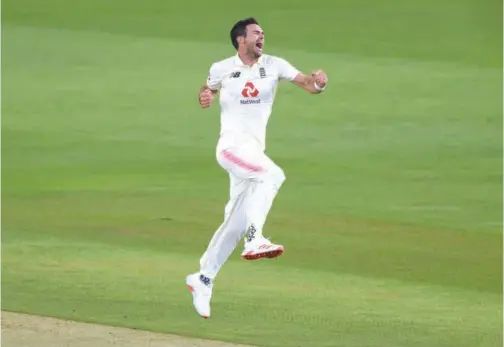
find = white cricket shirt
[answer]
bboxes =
[207,54,300,151]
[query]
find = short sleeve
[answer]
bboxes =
[207,63,223,90]
[275,57,300,81]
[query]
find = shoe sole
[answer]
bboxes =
[186,283,209,319]
[241,247,284,261]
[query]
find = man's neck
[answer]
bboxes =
[238,51,258,66]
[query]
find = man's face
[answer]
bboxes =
[243,24,264,57]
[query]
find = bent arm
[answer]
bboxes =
[291,73,326,94]
[199,84,219,94]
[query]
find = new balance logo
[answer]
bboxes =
[230,71,241,78]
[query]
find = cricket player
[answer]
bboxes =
[186,17,328,318]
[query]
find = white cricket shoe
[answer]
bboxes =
[241,237,284,261]
[186,273,213,318]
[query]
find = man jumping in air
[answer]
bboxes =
[186,17,328,318]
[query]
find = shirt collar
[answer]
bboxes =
[234,53,264,67]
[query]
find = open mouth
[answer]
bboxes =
[256,42,263,50]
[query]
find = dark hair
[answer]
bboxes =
[230,17,259,50]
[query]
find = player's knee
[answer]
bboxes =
[269,166,286,188]
[277,168,286,186]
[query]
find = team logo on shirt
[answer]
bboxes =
[259,67,266,78]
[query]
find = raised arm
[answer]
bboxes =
[275,56,328,94]
[290,70,328,94]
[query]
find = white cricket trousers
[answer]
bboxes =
[199,144,286,279]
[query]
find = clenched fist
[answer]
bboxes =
[311,70,328,88]
[199,88,214,108]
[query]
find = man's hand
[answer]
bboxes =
[199,87,215,108]
[312,70,328,88]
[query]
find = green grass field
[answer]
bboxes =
[2,0,502,346]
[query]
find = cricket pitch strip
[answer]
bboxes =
[1,311,255,347]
